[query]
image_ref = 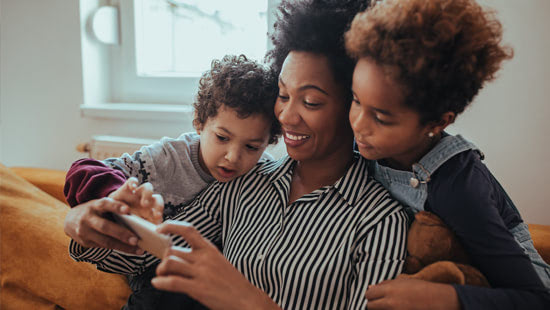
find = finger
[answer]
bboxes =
[151,275,194,295]
[365,283,386,301]
[156,254,194,277]
[157,221,207,249]
[166,246,194,263]
[126,177,139,191]
[109,178,139,201]
[366,298,391,310]
[92,197,131,215]
[136,182,155,207]
[151,194,165,224]
[87,211,139,246]
[82,228,143,255]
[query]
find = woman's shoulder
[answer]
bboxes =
[345,155,405,217]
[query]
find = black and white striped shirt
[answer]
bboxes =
[70,154,408,309]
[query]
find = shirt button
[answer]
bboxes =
[257,254,265,261]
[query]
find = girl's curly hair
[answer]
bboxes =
[345,0,513,124]
[266,0,370,101]
[193,54,280,144]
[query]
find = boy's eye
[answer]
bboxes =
[216,134,228,141]
[246,144,260,151]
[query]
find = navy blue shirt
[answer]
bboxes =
[425,150,550,309]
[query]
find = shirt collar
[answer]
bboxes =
[257,153,371,208]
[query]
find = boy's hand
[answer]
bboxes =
[108,177,164,224]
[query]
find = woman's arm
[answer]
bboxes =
[349,209,409,309]
[152,221,282,310]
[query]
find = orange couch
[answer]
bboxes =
[1,164,549,309]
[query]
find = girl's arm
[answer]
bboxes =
[429,163,550,309]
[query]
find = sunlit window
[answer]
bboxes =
[135,0,268,77]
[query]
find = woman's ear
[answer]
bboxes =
[428,112,456,136]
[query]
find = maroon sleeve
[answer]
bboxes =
[64,158,127,207]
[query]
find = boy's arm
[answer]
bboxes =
[64,158,127,207]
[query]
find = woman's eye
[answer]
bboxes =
[216,134,228,141]
[277,94,289,101]
[304,101,320,108]
[352,98,360,105]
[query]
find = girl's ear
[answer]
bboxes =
[428,112,456,136]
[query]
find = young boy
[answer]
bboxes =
[65,54,279,220]
[63,54,280,310]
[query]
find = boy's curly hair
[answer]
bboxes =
[345,0,513,124]
[193,55,280,144]
[266,0,370,102]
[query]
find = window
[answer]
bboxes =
[135,0,269,77]
[105,0,277,106]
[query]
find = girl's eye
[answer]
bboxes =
[352,98,360,105]
[246,145,260,151]
[216,134,228,141]
[374,115,390,125]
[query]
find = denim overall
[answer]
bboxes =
[371,134,550,288]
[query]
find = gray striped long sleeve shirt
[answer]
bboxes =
[69,154,408,310]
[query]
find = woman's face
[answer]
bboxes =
[275,51,353,162]
[349,58,433,167]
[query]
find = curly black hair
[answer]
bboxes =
[193,54,280,144]
[266,0,370,102]
[346,0,513,124]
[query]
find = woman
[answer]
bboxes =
[63,1,408,309]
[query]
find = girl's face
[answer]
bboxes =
[349,58,435,169]
[275,51,353,162]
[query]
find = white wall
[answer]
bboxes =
[0,0,549,224]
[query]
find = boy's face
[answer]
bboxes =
[197,106,271,182]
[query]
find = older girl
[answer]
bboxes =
[345,0,550,309]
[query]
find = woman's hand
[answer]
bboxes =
[365,278,460,310]
[108,177,164,224]
[63,197,143,254]
[152,221,281,310]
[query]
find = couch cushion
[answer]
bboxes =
[0,163,131,310]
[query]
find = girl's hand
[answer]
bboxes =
[63,197,143,254]
[365,278,460,310]
[108,177,164,224]
[152,221,281,310]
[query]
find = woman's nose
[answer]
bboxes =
[276,100,300,126]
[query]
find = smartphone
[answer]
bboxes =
[113,213,172,259]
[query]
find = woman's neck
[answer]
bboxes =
[289,145,354,203]
[382,134,442,171]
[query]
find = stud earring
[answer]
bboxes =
[428,132,434,138]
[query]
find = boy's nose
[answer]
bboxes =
[224,148,240,163]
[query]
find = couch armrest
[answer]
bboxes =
[529,224,550,264]
[9,167,67,204]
